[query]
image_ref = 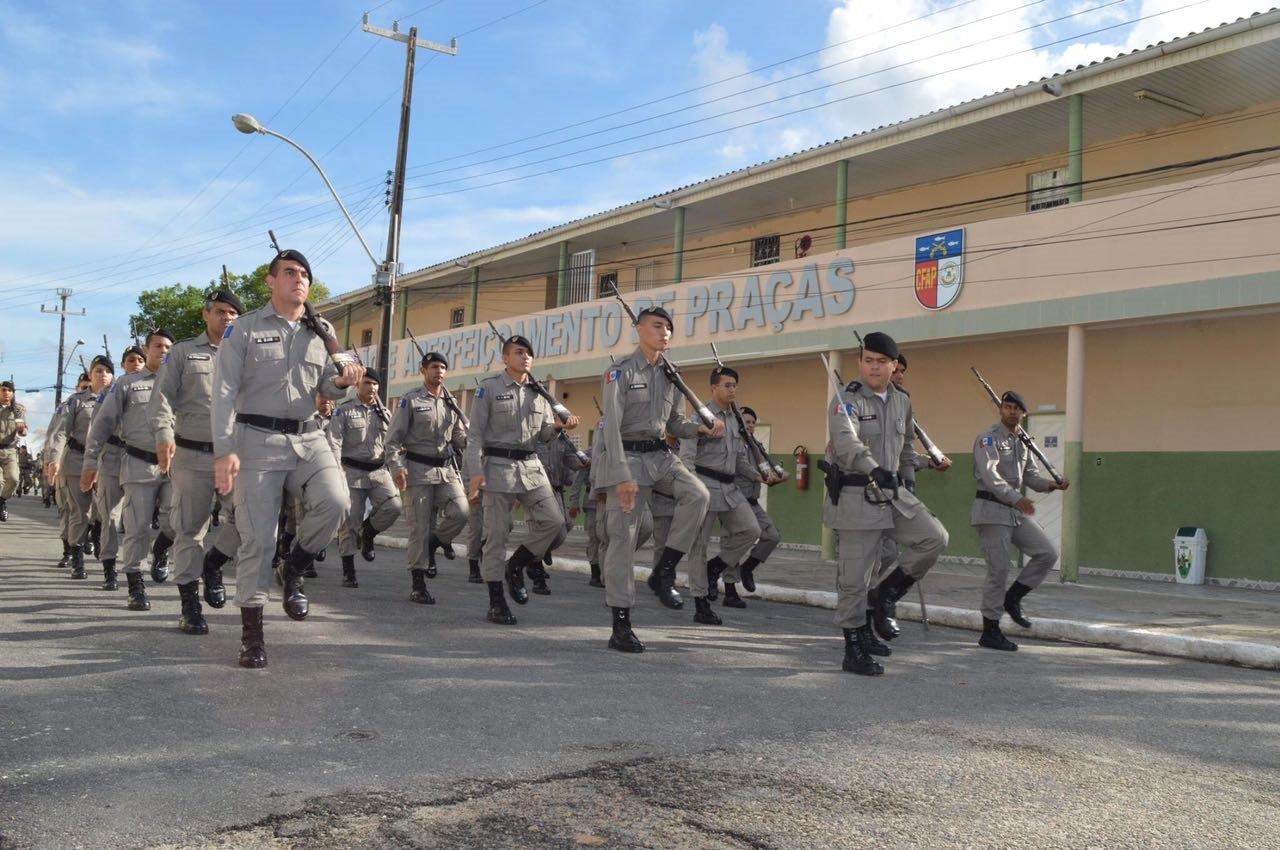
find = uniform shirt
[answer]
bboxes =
[45,403,68,462]
[83,369,160,473]
[90,387,124,476]
[150,331,220,447]
[0,401,27,451]
[464,371,557,494]
[329,397,395,487]
[824,381,924,530]
[599,347,703,489]
[679,401,759,513]
[970,422,1057,527]
[385,385,466,486]
[210,303,345,459]
[57,389,99,474]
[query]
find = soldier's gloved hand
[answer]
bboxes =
[870,467,896,489]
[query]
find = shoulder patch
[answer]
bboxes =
[162,353,170,364]
[476,387,486,399]
[844,380,862,393]
[606,368,622,383]
[223,324,235,339]
[399,397,407,408]
[981,435,994,447]
[831,401,855,416]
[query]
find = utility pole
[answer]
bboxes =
[363,13,457,402]
[101,334,110,358]
[40,288,85,407]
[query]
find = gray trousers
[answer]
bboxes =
[874,535,900,585]
[406,480,467,570]
[833,510,948,630]
[480,482,564,582]
[0,450,17,500]
[120,478,173,574]
[688,501,761,598]
[584,507,601,564]
[168,455,241,585]
[94,468,125,561]
[746,501,780,564]
[603,463,708,609]
[55,475,70,542]
[977,519,1058,620]
[466,495,484,561]
[60,469,93,547]
[338,470,403,558]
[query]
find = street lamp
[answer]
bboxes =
[62,339,86,378]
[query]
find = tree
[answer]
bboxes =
[128,265,331,341]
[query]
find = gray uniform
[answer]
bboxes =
[57,389,99,547]
[331,397,403,558]
[823,382,948,629]
[210,304,349,608]
[680,402,762,597]
[462,446,485,561]
[734,455,781,565]
[537,436,579,532]
[89,388,127,563]
[386,385,467,571]
[599,349,709,609]
[149,332,242,585]
[84,370,174,574]
[45,404,72,543]
[971,424,1059,619]
[465,372,563,582]
[0,400,26,500]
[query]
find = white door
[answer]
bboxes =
[1025,412,1066,561]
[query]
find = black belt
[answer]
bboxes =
[841,471,900,488]
[621,438,669,453]
[747,497,760,507]
[124,444,159,465]
[552,486,565,493]
[175,435,214,453]
[483,447,535,461]
[342,456,386,472]
[66,436,86,454]
[107,435,125,448]
[236,413,324,435]
[976,490,1007,505]
[695,464,735,485]
[406,450,449,467]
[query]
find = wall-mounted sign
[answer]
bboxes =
[914,228,965,310]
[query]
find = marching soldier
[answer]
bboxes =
[461,428,485,584]
[89,345,147,589]
[329,369,403,590]
[727,406,786,598]
[56,357,114,578]
[972,390,1069,651]
[599,307,715,653]
[465,335,578,625]
[149,290,244,634]
[567,426,603,587]
[0,379,28,521]
[679,367,762,624]
[211,249,359,669]
[825,332,949,676]
[43,385,76,566]
[83,332,175,609]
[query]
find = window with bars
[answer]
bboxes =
[565,249,595,304]
[1028,166,1072,211]
[360,329,373,347]
[751,235,780,267]
[635,262,657,290]
[450,306,466,328]
[598,272,619,298]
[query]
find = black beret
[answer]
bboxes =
[362,368,383,385]
[739,406,757,419]
[122,345,145,361]
[896,352,908,368]
[635,305,673,328]
[503,335,534,353]
[146,328,176,345]
[272,248,313,282]
[421,351,449,368]
[89,355,114,373]
[0,380,14,390]
[710,365,738,384]
[861,331,899,360]
[1001,390,1028,412]
[205,289,245,314]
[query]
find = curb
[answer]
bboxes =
[377,535,1280,671]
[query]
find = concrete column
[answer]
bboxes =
[398,288,409,338]
[834,160,849,250]
[556,241,569,307]
[1068,93,1084,203]
[343,305,352,349]
[672,207,686,285]
[469,267,480,324]
[1060,324,1085,582]
[821,348,843,560]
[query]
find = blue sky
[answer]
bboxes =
[0,0,1262,442]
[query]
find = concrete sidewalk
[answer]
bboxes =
[382,524,1280,671]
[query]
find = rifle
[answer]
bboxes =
[852,329,946,467]
[592,396,603,416]
[612,293,716,429]
[268,230,281,253]
[970,366,1065,486]
[708,342,783,479]
[298,302,373,416]
[819,353,894,506]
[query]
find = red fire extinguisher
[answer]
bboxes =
[793,445,809,491]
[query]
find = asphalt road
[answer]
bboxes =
[1,495,1277,849]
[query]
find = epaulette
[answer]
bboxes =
[843,380,862,393]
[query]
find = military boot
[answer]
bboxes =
[359,520,377,562]
[705,556,728,601]
[86,520,101,557]
[1004,581,1034,628]
[505,545,536,605]
[101,559,118,591]
[177,581,208,635]
[588,563,604,588]
[409,568,435,604]
[0,498,7,522]
[722,582,746,609]
[528,554,551,596]
[126,572,151,611]
[210,503,221,527]
[202,547,229,608]
[341,555,358,588]
[69,545,86,580]
[979,617,1019,651]
[57,539,71,569]
[486,580,516,625]
[238,607,267,669]
[608,607,645,653]
[739,555,762,593]
[863,611,891,657]
[842,627,884,676]
[871,567,916,641]
[150,533,173,583]
[693,596,722,625]
[467,558,483,584]
[648,546,685,610]
[150,503,160,530]
[279,546,313,621]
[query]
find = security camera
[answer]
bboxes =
[1042,81,1063,97]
